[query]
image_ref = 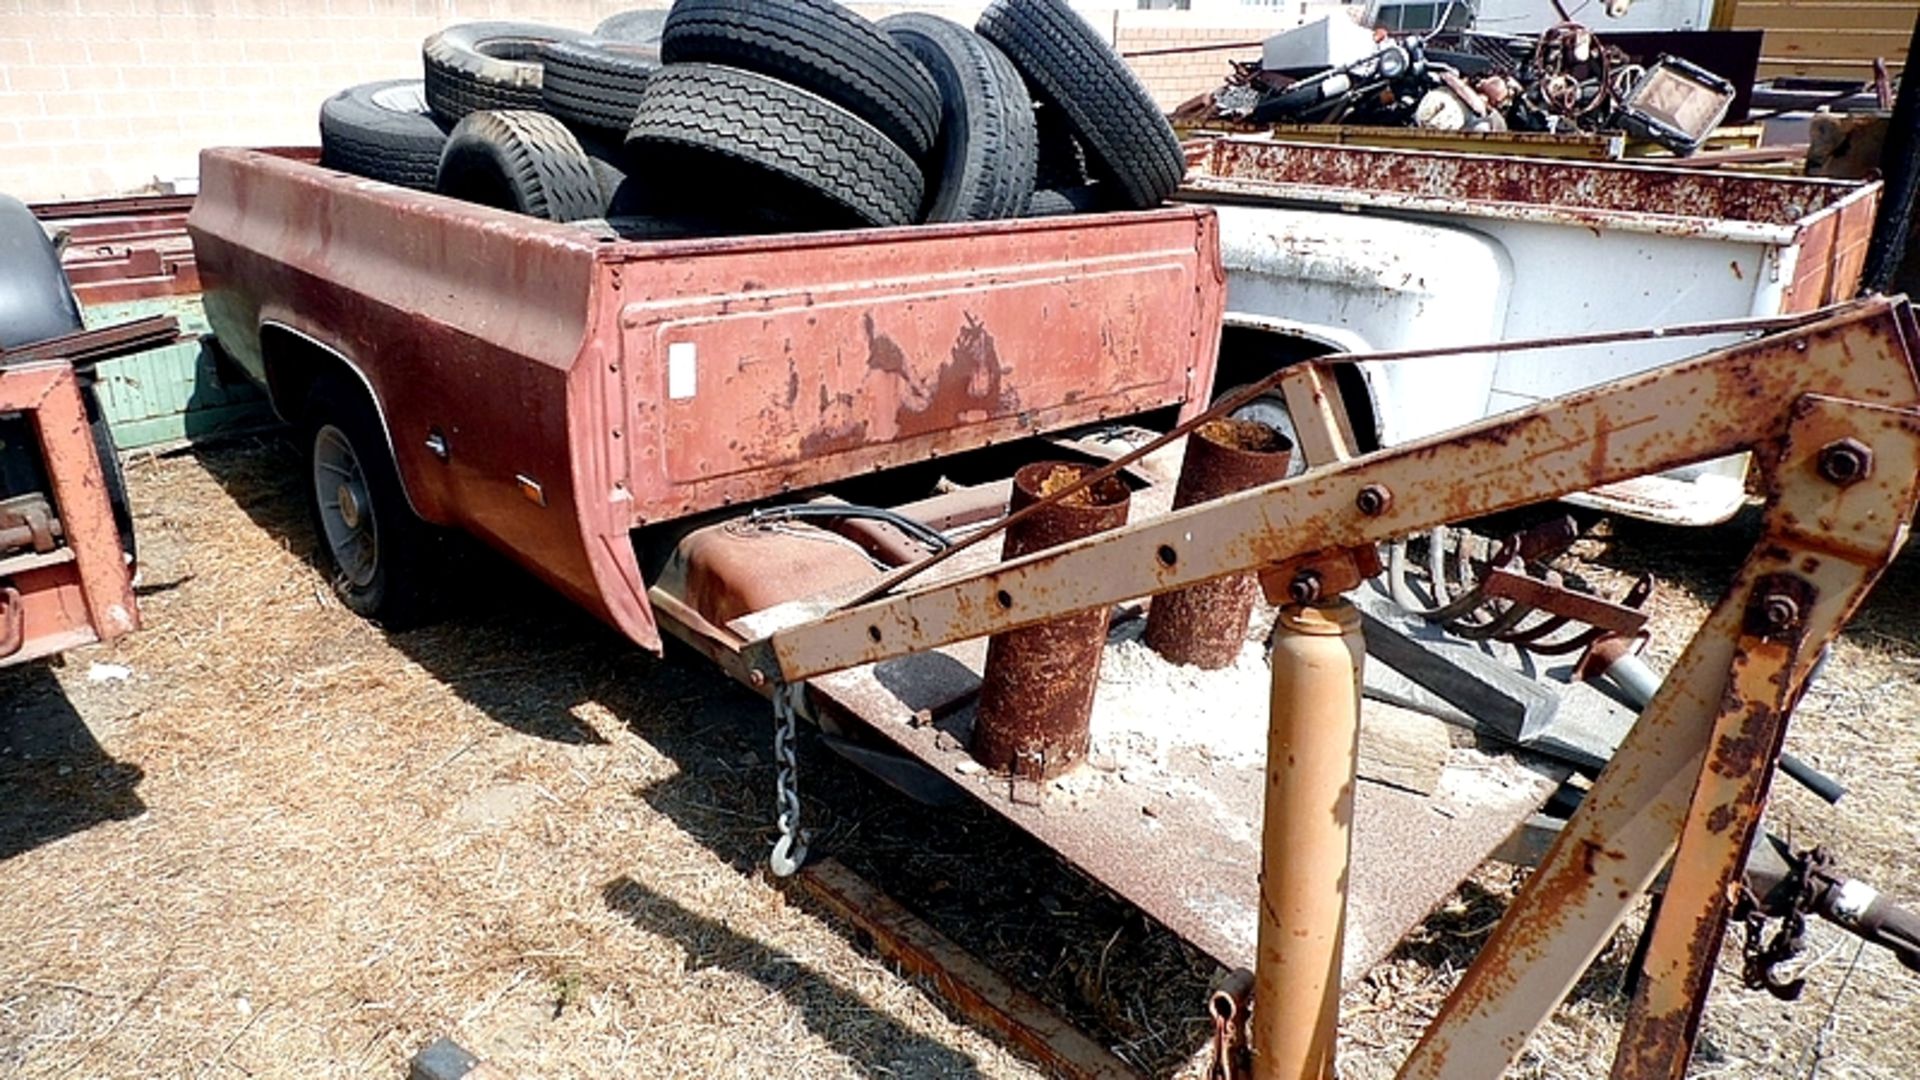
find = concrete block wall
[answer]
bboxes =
[0,0,1337,203]
[0,0,659,200]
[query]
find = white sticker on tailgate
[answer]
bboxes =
[668,341,697,400]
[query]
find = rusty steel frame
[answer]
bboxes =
[0,360,139,667]
[789,858,1143,1080]
[743,297,1920,1078]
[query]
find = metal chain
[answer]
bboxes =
[768,682,809,877]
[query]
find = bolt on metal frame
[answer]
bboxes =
[743,297,1920,1078]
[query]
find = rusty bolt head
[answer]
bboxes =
[747,669,769,689]
[1761,594,1801,633]
[1355,484,1393,517]
[1816,439,1873,487]
[1287,570,1323,606]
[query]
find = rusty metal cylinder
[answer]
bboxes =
[1145,419,1294,669]
[973,461,1132,780]
[1253,600,1364,1080]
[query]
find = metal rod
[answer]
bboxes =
[839,306,1842,611]
[1121,39,1265,59]
[1594,649,1846,805]
[1253,600,1365,1080]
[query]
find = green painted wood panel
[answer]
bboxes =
[80,296,275,451]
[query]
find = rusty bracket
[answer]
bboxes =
[0,314,179,368]
[1257,545,1383,608]
[1610,572,1814,1080]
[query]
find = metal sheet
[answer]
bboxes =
[1186,137,1879,243]
[807,647,1555,983]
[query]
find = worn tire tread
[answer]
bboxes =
[976,0,1183,208]
[422,21,585,123]
[540,38,658,132]
[880,13,1035,222]
[437,109,607,222]
[660,0,939,157]
[625,63,923,227]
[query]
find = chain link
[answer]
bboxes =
[768,682,809,877]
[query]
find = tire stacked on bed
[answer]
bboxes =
[311,0,1185,230]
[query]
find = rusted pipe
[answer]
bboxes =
[974,462,1131,780]
[1254,600,1365,1080]
[1145,420,1293,669]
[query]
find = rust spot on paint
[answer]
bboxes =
[800,420,870,458]
[1706,803,1736,834]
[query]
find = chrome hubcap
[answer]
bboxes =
[313,424,379,589]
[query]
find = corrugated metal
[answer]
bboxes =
[80,295,272,451]
[1726,0,1918,80]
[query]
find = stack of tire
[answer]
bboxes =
[316,0,1184,233]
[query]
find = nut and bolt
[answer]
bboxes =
[1287,570,1323,606]
[1355,484,1393,517]
[1816,439,1873,487]
[1761,594,1801,634]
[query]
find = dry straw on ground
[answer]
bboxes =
[2,444,1916,1078]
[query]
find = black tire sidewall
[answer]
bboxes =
[303,379,435,627]
[319,80,449,190]
[436,110,607,222]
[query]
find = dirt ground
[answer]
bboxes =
[2,439,1917,1078]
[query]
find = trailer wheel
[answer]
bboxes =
[318,80,450,191]
[303,379,440,627]
[79,381,136,561]
[422,21,587,124]
[879,13,1035,222]
[540,38,659,134]
[625,63,924,229]
[975,0,1185,209]
[660,0,940,158]
[594,8,669,45]
[436,110,609,223]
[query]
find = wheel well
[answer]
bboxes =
[1213,326,1378,453]
[257,322,367,429]
[256,323,425,520]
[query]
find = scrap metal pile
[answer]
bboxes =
[1182,15,1737,154]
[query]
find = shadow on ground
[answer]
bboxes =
[603,874,989,1078]
[0,663,145,862]
[191,437,1217,1075]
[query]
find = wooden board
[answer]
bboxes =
[1726,0,1917,80]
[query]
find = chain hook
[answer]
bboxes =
[768,681,811,878]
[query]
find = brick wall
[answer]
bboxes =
[0,0,658,200]
[0,0,1340,203]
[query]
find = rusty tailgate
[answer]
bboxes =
[604,210,1226,526]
